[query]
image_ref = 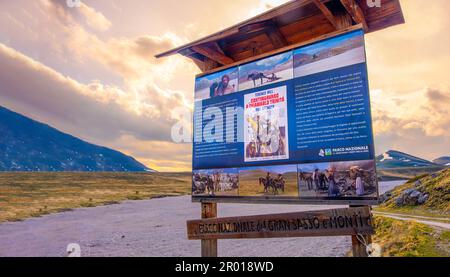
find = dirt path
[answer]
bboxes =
[373,211,450,229]
[0,196,352,257]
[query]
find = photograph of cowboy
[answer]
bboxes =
[293,30,366,78]
[238,165,298,197]
[298,160,378,198]
[238,51,293,91]
[194,66,238,101]
[192,168,239,197]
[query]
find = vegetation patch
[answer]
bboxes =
[373,216,449,257]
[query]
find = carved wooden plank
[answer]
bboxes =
[187,207,374,240]
[340,0,369,31]
[238,20,276,34]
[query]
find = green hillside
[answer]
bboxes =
[378,169,450,216]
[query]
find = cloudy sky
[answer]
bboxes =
[0,0,449,171]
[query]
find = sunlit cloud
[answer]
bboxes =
[248,0,291,17]
[0,0,449,171]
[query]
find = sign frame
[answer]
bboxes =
[191,25,380,206]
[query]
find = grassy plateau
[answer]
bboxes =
[0,172,191,222]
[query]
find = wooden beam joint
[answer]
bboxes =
[313,0,340,30]
[340,0,369,31]
[191,44,234,66]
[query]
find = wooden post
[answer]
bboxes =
[350,205,372,257]
[197,52,220,258]
[201,202,218,257]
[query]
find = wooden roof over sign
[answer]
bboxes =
[155,0,404,72]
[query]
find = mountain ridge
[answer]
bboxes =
[0,105,155,172]
[376,150,441,169]
[433,157,450,166]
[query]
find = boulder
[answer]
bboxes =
[379,192,393,203]
[403,189,414,196]
[418,194,429,205]
[395,197,404,207]
[410,190,422,199]
[395,189,425,206]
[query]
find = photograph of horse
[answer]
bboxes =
[238,165,298,197]
[239,51,293,91]
[247,72,282,87]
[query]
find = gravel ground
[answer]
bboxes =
[0,181,405,257]
[0,196,352,257]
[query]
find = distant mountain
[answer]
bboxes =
[0,106,155,172]
[376,150,439,169]
[433,157,450,166]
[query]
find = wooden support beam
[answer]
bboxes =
[334,9,354,29]
[191,44,234,66]
[350,205,372,257]
[313,0,340,30]
[200,202,218,257]
[187,55,206,72]
[211,42,226,55]
[340,0,369,31]
[266,26,288,48]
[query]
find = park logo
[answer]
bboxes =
[319,149,325,157]
[319,149,333,157]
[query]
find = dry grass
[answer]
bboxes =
[373,216,449,257]
[0,172,191,222]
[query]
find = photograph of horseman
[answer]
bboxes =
[192,168,239,196]
[297,160,378,198]
[238,165,298,197]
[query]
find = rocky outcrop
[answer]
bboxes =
[394,189,429,207]
[379,169,450,213]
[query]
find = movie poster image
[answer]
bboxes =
[293,30,365,78]
[239,165,298,197]
[297,160,378,198]
[238,52,293,91]
[244,86,289,162]
[192,168,239,196]
[194,67,239,101]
